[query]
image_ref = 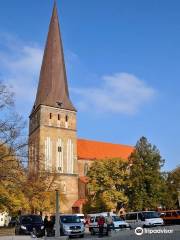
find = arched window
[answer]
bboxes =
[58,114,60,120]
[44,137,52,171]
[56,138,63,173]
[65,115,69,128]
[49,113,52,119]
[84,163,89,176]
[67,139,73,173]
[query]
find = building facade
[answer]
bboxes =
[28,2,134,213]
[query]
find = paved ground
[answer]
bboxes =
[79,225,180,240]
[0,225,180,240]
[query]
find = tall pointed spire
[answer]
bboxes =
[33,1,76,112]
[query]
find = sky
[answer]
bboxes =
[0,0,179,171]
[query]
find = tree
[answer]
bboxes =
[162,166,180,209]
[0,81,28,213]
[83,159,129,213]
[0,81,59,215]
[22,170,58,214]
[127,136,165,211]
[0,81,27,182]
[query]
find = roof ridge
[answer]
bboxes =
[77,138,134,148]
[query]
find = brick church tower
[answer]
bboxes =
[28,2,78,213]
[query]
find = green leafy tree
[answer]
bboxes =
[22,171,58,214]
[83,159,129,213]
[127,136,165,211]
[162,166,180,209]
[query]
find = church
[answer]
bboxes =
[28,2,134,213]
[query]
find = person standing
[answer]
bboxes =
[98,216,105,237]
[44,216,50,236]
[106,213,113,235]
[49,216,55,236]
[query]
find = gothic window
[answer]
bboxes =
[44,137,52,171]
[67,139,73,174]
[58,114,60,120]
[49,113,52,119]
[34,143,37,173]
[61,181,67,194]
[84,163,89,176]
[29,143,34,171]
[56,139,63,172]
[65,115,69,128]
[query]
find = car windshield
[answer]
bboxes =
[60,216,81,223]
[21,215,43,224]
[142,212,160,219]
[112,216,123,222]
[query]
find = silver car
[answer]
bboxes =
[60,215,85,237]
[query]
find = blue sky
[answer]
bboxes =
[0,0,180,171]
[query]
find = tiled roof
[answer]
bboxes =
[72,198,86,208]
[77,139,134,161]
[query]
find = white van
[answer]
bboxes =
[88,212,129,235]
[126,211,164,228]
[88,214,108,236]
[0,212,10,227]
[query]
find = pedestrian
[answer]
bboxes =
[106,213,113,235]
[98,216,105,238]
[44,215,50,236]
[49,216,55,236]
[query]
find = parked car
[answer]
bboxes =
[59,214,85,237]
[126,211,164,228]
[75,214,86,224]
[15,215,45,238]
[89,215,108,236]
[159,210,180,225]
[111,216,130,230]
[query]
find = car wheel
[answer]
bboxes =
[79,234,84,238]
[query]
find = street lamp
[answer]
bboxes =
[55,189,60,237]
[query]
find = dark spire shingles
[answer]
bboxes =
[33,2,76,112]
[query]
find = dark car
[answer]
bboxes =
[15,215,45,238]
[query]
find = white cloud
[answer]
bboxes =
[0,33,156,116]
[0,34,43,113]
[72,72,156,114]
